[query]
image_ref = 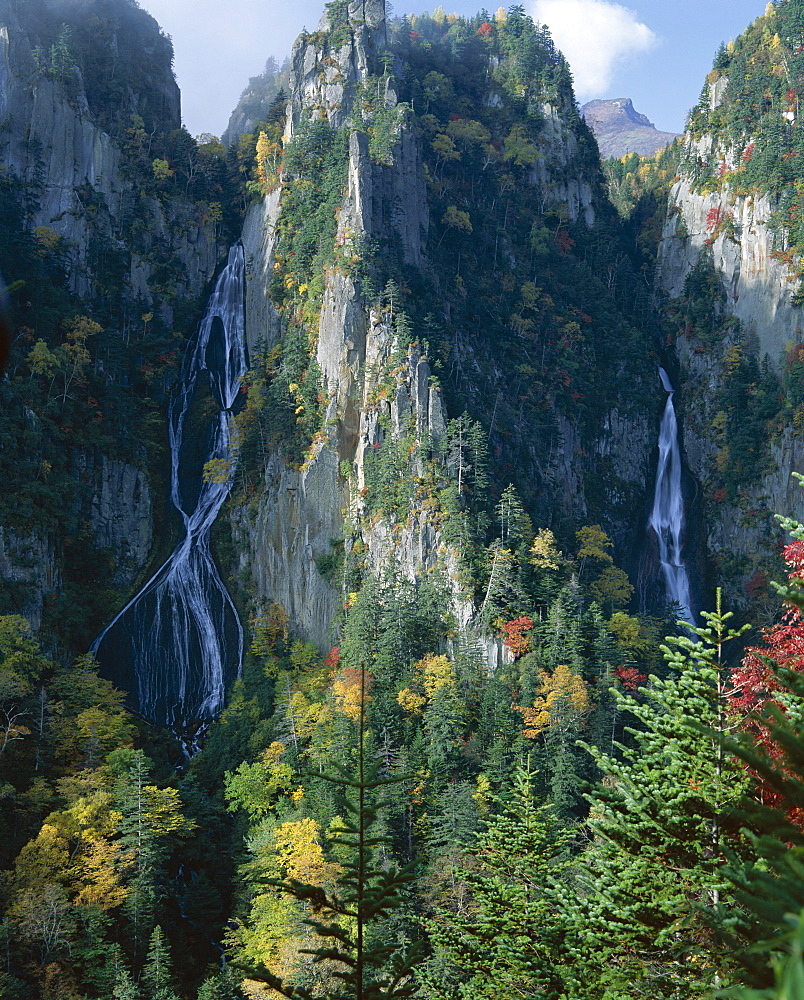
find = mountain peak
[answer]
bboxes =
[581,98,680,159]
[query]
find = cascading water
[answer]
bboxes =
[93,245,246,728]
[649,368,694,624]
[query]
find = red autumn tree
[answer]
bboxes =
[729,539,804,823]
[614,665,646,693]
[500,616,534,658]
[706,206,724,232]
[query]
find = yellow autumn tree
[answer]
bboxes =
[60,315,100,406]
[397,654,454,715]
[516,663,591,740]
[9,791,128,921]
[416,653,454,699]
[332,668,373,720]
[273,817,339,885]
[66,792,128,909]
[250,602,290,659]
[33,225,62,256]
[576,524,614,571]
[255,127,283,189]
[397,687,426,716]
[530,527,563,571]
[440,205,473,239]
[576,524,633,610]
[226,817,340,987]
[589,565,634,610]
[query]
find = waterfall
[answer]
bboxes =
[93,245,246,728]
[649,368,694,624]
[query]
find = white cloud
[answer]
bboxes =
[532,0,659,100]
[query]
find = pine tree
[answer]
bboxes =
[143,925,178,1000]
[244,675,423,999]
[422,761,574,999]
[196,967,246,999]
[113,964,141,1000]
[110,750,193,962]
[561,598,752,997]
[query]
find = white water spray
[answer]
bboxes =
[649,368,694,623]
[93,246,246,727]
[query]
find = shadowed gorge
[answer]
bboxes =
[92,246,246,728]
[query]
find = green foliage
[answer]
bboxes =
[422,762,574,999]
[602,141,683,279]
[683,0,804,284]
[249,689,423,1000]
[603,142,682,220]
[272,117,349,312]
[564,597,752,996]
[722,911,804,1000]
[196,967,248,999]
[143,925,177,1000]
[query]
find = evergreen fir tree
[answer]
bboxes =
[196,966,247,1000]
[143,925,178,1000]
[243,675,423,999]
[113,965,141,1000]
[422,761,574,999]
[562,598,752,997]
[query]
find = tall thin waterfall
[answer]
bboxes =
[93,245,246,727]
[649,368,694,623]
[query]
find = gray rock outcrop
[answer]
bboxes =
[0,0,227,626]
[0,0,221,310]
[655,80,804,602]
[581,98,680,159]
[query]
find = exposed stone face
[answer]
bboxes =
[238,177,449,653]
[0,1,220,309]
[89,458,153,588]
[348,0,385,30]
[530,104,596,226]
[655,121,804,601]
[544,408,651,554]
[0,529,59,629]
[233,451,343,650]
[242,192,284,357]
[658,175,799,366]
[287,27,376,133]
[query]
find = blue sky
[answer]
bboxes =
[139,0,765,139]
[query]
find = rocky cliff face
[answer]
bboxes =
[658,124,800,367]
[581,98,680,159]
[0,0,219,310]
[0,0,227,632]
[233,1,656,652]
[656,68,804,605]
[530,102,597,226]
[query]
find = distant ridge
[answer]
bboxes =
[581,98,681,159]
